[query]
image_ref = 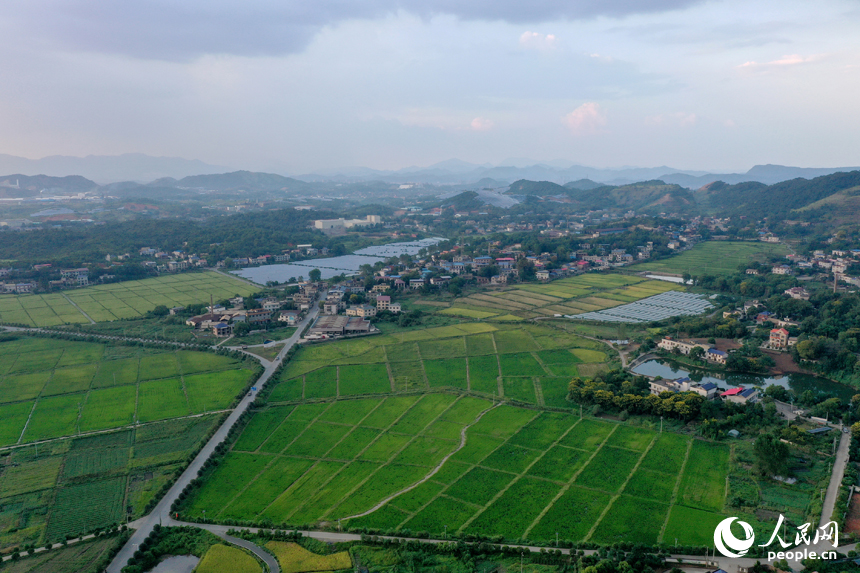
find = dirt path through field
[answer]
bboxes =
[61,293,96,324]
[341,401,502,520]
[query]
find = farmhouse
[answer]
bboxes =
[769,328,789,349]
[784,287,810,300]
[706,348,728,364]
[657,337,709,355]
[721,387,758,404]
[649,377,718,399]
[346,304,377,318]
[278,310,300,325]
[212,322,233,337]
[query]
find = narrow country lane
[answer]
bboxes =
[105,300,321,573]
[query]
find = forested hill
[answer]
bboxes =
[0,174,98,197]
[0,208,347,264]
[697,171,860,220]
[175,170,310,191]
[501,170,860,223]
[506,179,694,213]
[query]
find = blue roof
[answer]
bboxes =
[808,427,833,435]
[700,383,718,390]
[708,348,728,356]
[740,388,757,398]
[675,377,691,383]
[214,322,229,328]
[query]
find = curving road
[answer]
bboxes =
[105,301,320,573]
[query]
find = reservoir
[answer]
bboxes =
[631,359,855,402]
[231,238,443,284]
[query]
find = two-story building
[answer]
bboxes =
[346,304,377,318]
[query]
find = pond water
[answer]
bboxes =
[232,238,443,284]
[631,359,855,402]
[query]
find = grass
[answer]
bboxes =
[634,241,789,276]
[0,271,257,327]
[574,446,642,493]
[444,273,683,319]
[677,440,729,512]
[196,543,261,573]
[466,477,564,539]
[0,402,34,446]
[265,541,351,573]
[0,415,219,551]
[24,394,84,442]
[267,321,612,409]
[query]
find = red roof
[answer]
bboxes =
[771,328,789,335]
[720,387,744,396]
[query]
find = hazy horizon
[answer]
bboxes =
[2,1,859,174]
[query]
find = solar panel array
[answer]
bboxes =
[568,291,714,323]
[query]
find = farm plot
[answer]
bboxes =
[0,336,258,443]
[440,273,683,319]
[187,380,755,547]
[268,322,611,407]
[0,272,256,327]
[0,414,220,552]
[635,241,789,276]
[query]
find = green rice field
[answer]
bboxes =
[267,322,613,406]
[180,394,734,545]
[0,271,256,327]
[443,274,682,319]
[634,241,790,277]
[0,415,221,551]
[0,335,258,446]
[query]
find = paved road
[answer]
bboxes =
[820,428,851,527]
[106,302,320,573]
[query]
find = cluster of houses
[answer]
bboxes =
[323,280,403,318]
[137,247,208,273]
[751,248,860,285]
[213,245,331,268]
[184,288,318,337]
[657,337,730,364]
[1,266,92,293]
[647,376,759,404]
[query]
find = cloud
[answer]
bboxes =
[470,117,495,131]
[738,54,822,69]
[519,31,558,51]
[562,102,607,134]
[1,0,706,61]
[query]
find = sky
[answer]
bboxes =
[1,0,859,174]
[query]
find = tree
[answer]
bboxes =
[689,346,705,360]
[308,268,322,282]
[150,305,169,317]
[754,433,790,476]
[233,321,251,336]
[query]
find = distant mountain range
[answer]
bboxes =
[298,160,860,189]
[1,152,858,192]
[0,153,230,184]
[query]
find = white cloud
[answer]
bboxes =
[519,31,558,51]
[470,117,494,131]
[562,102,606,134]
